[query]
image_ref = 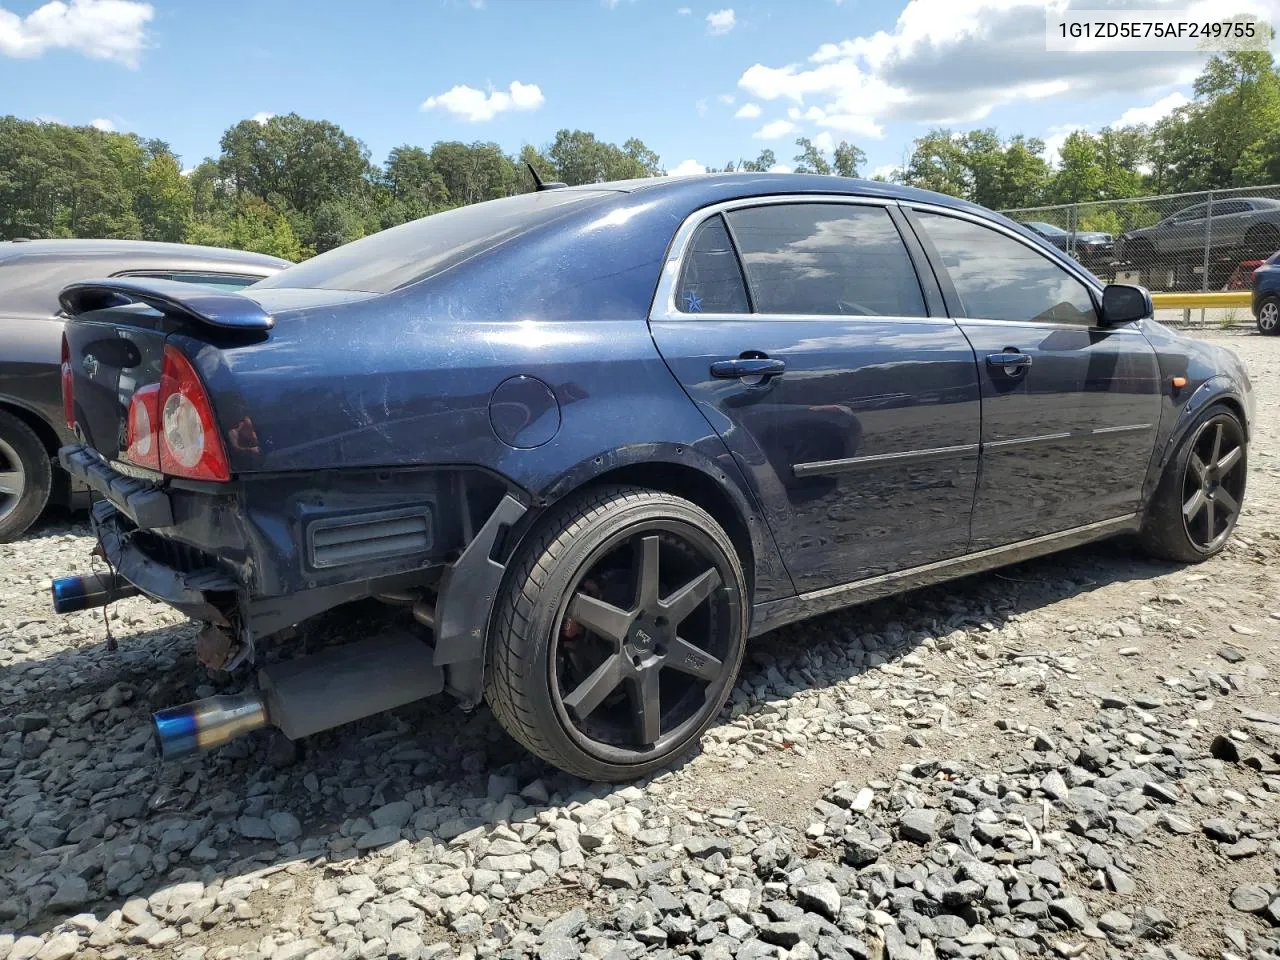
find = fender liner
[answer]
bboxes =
[434,494,527,704]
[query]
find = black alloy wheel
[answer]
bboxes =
[1180,415,1246,552]
[552,526,736,759]
[485,485,748,781]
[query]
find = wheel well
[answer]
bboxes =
[0,400,60,457]
[580,462,756,596]
[0,400,68,504]
[1215,396,1250,441]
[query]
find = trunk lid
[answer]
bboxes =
[59,278,279,469]
[64,304,169,465]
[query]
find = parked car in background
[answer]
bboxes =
[1118,197,1280,274]
[50,174,1253,782]
[0,239,290,541]
[1254,249,1280,335]
[1019,220,1115,275]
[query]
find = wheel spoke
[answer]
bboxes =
[1210,423,1223,466]
[567,593,634,644]
[1188,453,1208,485]
[1183,488,1207,522]
[0,470,21,496]
[562,653,625,721]
[1216,488,1240,519]
[1215,445,1242,475]
[634,535,661,610]
[659,567,722,626]
[1203,499,1216,540]
[630,669,662,746]
[664,635,723,682]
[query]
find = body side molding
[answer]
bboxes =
[748,513,1139,637]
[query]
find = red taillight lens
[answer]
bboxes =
[60,334,74,429]
[157,346,230,482]
[125,383,161,470]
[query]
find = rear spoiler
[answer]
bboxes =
[59,277,274,331]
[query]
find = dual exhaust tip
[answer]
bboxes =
[51,573,448,762]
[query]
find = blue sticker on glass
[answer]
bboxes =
[684,291,703,312]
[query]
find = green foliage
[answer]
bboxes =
[3,49,1278,257]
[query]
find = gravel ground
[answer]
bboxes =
[2,329,1279,960]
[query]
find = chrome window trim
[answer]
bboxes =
[649,194,932,324]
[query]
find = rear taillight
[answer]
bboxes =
[154,346,230,482]
[60,334,74,429]
[125,383,161,470]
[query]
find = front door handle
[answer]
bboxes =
[710,357,786,380]
[986,352,1032,370]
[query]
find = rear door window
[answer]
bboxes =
[724,203,927,317]
[675,214,750,313]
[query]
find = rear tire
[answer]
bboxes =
[0,410,53,543]
[485,485,748,782]
[1257,295,1279,336]
[1139,404,1247,563]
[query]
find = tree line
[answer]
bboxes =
[1,51,1276,261]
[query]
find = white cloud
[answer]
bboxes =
[695,97,708,117]
[870,163,900,180]
[0,0,153,68]
[768,163,793,173]
[89,117,113,131]
[1115,90,1190,127]
[812,131,835,153]
[735,0,1236,141]
[735,101,762,119]
[677,5,692,12]
[706,8,735,34]
[251,111,275,124]
[668,159,707,175]
[754,119,799,140]
[719,93,735,105]
[421,80,544,122]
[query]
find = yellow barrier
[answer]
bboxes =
[1150,291,1252,310]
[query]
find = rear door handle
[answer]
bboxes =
[986,352,1032,370]
[710,357,786,380]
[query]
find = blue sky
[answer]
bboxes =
[3,0,1278,178]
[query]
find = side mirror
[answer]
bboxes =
[1100,283,1152,326]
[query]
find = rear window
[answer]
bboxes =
[254,189,615,294]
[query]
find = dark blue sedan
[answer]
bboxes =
[1253,249,1280,334]
[52,174,1254,781]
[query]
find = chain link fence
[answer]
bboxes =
[1001,184,1280,294]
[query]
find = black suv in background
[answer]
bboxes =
[0,239,289,540]
[1020,221,1116,276]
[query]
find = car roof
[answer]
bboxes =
[0,238,291,269]
[558,171,988,214]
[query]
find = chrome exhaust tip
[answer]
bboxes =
[51,572,142,614]
[152,692,269,759]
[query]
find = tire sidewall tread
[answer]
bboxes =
[0,410,53,542]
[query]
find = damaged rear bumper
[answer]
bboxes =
[90,498,239,624]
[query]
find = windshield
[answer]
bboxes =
[254,189,615,294]
[1025,221,1066,237]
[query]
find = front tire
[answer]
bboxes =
[0,410,53,543]
[1139,404,1247,563]
[485,485,748,782]
[1257,295,1279,336]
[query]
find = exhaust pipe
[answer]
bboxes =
[150,632,444,760]
[51,572,142,614]
[152,692,269,759]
